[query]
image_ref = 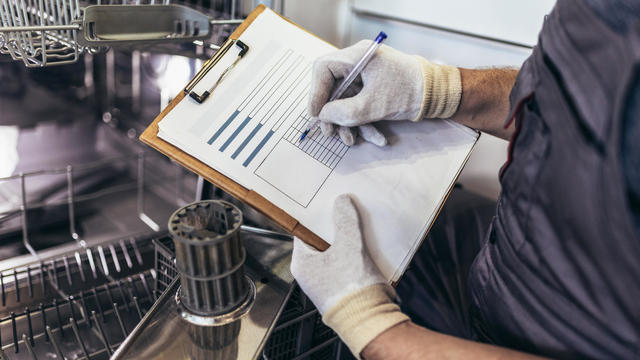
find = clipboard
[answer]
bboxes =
[140,5,330,251]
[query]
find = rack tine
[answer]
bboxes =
[1,272,5,307]
[27,266,33,298]
[11,312,17,353]
[53,299,64,337]
[25,307,34,346]
[109,244,121,273]
[97,246,109,276]
[92,287,106,322]
[119,240,133,269]
[67,166,80,242]
[67,296,76,322]
[69,317,89,359]
[132,296,143,320]
[22,334,37,360]
[115,280,130,313]
[125,282,136,305]
[50,260,58,289]
[38,263,45,295]
[74,252,86,282]
[45,326,64,360]
[112,303,127,337]
[130,238,143,265]
[86,249,97,279]
[104,284,115,307]
[0,348,7,360]
[63,256,73,286]
[139,273,153,302]
[13,269,20,303]
[91,311,112,356]
[79,291,90,326]
[39,303,48,342]
[127,276,138,296]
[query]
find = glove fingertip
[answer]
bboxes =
[334,194,353,209]
[338,126,356,146]
[332,193,360,230]
[320,121,335,137]
[359,125,388,147]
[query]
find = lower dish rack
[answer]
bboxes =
[0,234,159,359]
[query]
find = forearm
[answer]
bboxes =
[450,68,519,140]
[362,321,545,360]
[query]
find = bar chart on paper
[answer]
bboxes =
[192,46,350,208]
[154,7,481,283]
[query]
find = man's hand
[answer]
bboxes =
[291,195,546,360]
[290,194,409,358]
[308,40,463,146]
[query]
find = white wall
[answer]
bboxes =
[284,0,556,199]
[282,0,350,46]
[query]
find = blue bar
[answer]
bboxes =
[220,116,252,152]
[232,123,263,159]
[243,130,275,167]
[207,110,240,145]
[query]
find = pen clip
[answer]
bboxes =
[185,39,249,104]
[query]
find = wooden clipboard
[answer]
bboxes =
[139,5,329,251]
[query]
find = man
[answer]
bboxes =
[290,0,640,359]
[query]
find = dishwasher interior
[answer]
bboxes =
[0,0,354,358]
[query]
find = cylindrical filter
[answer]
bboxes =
[169,200,248,316]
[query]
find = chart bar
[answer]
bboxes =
[243,130,275,167]
[232,124,263,159]
[220,116,252,152]
[207,110,240,145]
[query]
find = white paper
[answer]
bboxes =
[158,8,479,282]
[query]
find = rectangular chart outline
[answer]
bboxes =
[253,115,350,208]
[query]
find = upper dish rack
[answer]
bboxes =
[0,0,243,67]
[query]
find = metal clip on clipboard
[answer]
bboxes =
[185,39,249,103]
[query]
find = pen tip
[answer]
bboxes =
[299,132,307,141]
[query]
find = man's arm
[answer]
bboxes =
[363,321,544,360]
[308,42,519,145]
[450,68,519,140]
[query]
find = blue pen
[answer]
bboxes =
[300,31,387,142]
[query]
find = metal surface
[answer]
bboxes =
[112,229,296,360]
[175,278,254,326]
[79,5,212,47]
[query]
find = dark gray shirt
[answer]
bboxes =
[585,0,640,233]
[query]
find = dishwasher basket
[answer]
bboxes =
[0,0,242,67]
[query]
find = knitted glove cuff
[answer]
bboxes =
[413,57,463,121]
[322,283,410,359]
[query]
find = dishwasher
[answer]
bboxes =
[0,0,353,358]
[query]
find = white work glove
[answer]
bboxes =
[290,194,409,358]
[309,40,462,146]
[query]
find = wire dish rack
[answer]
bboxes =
[0,0,243,67]
[0,233,159,359]
[153,236,356,360]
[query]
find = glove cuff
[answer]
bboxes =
[413,57,462,121]
[322,283,410,359]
